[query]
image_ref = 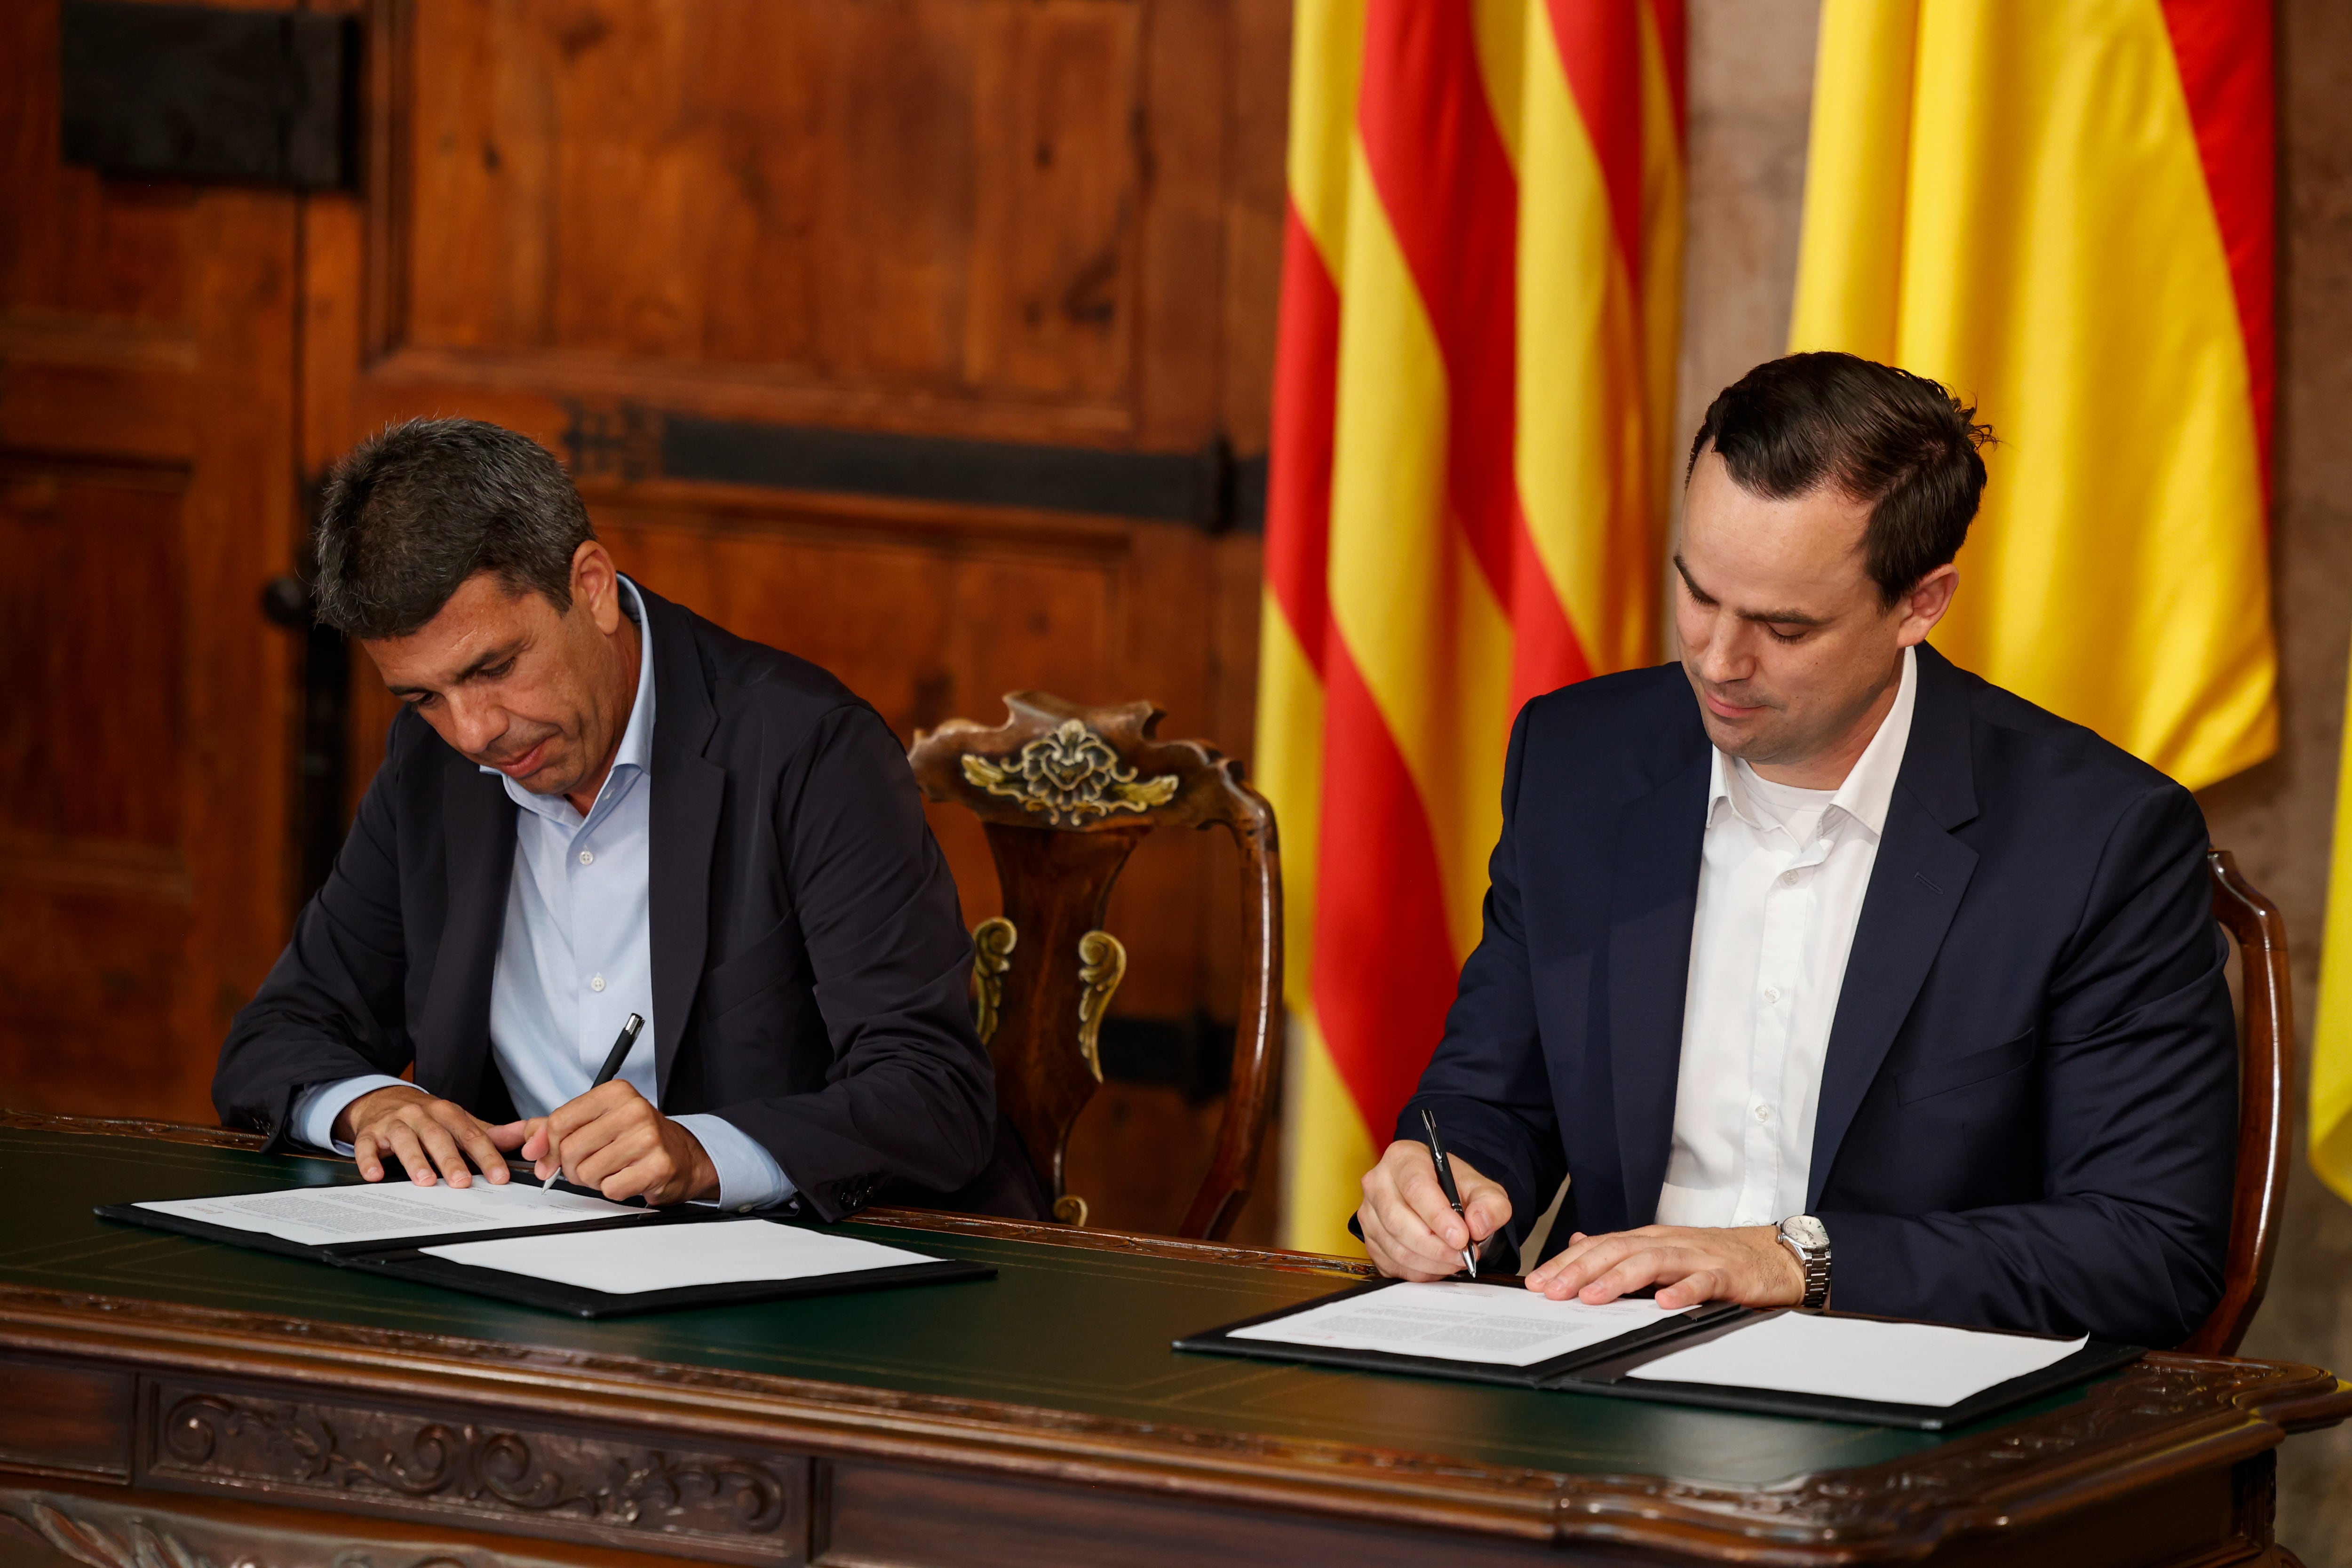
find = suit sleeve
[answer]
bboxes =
[1397,701,1568,1250]
[705,706,997,1215]
[1820,783,2237,1346]
[213,726,420,1148]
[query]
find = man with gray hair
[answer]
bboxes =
[215,418,1040,1219]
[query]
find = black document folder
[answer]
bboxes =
[97,1195,994,1319]
[1175,1278,2142,1430]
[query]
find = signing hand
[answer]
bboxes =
[514,1080,717,1206]
[1526,1224,1804,1310]
[1357,1138,1512,1280]
[338,1085,524,1188]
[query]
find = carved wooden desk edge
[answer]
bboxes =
[7,1112,2349,1561]
[3,1277,2345,1561]
[0,1107,270,1153]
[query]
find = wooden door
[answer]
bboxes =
[308,0,1287,1175]
[0,2,302,1119]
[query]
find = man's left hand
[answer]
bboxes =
[1525,1224,1804,1310]
[512,1082,718,1206]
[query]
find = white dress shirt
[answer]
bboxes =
[291,578,793,1209]
[1654,645,1917,1230]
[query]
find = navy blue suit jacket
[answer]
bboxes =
[1403,644,2235,1346]
[215,585,1043,1222]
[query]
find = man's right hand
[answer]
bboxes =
[1357,1138,1512,1279]
[335,1085,524,1188]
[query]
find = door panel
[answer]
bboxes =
[0,0,300,1120]
[358,0,1178,442]
[402,0,1143,407]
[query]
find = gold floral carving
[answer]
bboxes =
[969,916,1017,1045]
[960,720,1179,826]
[1075,929,1126,1084]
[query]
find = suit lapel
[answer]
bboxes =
[1607,749,1712,1228]
[416,756,516,1106]
[639,588,724,1097]
[1806,645,1981,1207]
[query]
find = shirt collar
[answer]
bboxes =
[484,574,656,821]
[1706,644,1918,840]
[609,575,656,777]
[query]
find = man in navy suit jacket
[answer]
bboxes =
[1356,354,2234,1347]
[215,419,1041,1221]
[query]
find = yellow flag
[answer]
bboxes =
[1789,0,2276,791]
[2313,648,2352,1201]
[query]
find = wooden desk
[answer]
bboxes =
[0,1114,2343,1567]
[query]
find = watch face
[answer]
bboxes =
[1783,1215,1829,1251]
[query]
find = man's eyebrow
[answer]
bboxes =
[454,643,522,681]
[1671,553,1714,602]
[1671,554,1828,627]
[388,641,523,699]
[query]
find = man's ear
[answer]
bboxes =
[1895,563,1959,646]
[571,541,623,636]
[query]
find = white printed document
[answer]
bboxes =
[1227,1281,1684,1368]
[137,1182,652,1249]
[421,1218,942,1295]
[1628,1312,2089,1408]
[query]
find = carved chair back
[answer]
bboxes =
[2182,849,2293,1356]
[907,694,1281,1241]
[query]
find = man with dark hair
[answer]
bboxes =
[1354,352,2236,1345]
[215,417,1042,1219]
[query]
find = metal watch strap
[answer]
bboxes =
[1777,1218,1832,1309]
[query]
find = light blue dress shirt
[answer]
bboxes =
[290,579,795,1210]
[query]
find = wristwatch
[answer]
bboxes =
[1777,1214,1832,1309]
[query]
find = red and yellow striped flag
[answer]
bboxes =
[1790,0,2277,790]
[1258,0,1687,1254]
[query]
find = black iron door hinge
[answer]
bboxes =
[60,1,358,189]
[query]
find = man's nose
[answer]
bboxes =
[1697,622,1755,685]
[439,693,509,757]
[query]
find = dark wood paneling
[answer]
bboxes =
[0,0,300,1123]
[393,0,1144,422]
[0,464,186,849]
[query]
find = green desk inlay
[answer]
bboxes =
[0,1128,2079,1488]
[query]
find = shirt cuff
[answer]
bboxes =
[672,1113,798,1211]
[291,1074,412,1154]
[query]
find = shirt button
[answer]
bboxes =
[1763,987,1780,1004]
[1781,870,1800,886]
[1755,1104,1772,1122]
[590,974,606,993]
[579,850,595,866]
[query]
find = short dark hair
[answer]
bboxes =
[1687,352,1994,605]
[312,417,594,639]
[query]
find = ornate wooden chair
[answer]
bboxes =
[907,693,1281,1241]
[2181,849,2294,1355]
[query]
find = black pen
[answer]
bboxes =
[542,1012,644,1191]
[1420,1106,1478,1278]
